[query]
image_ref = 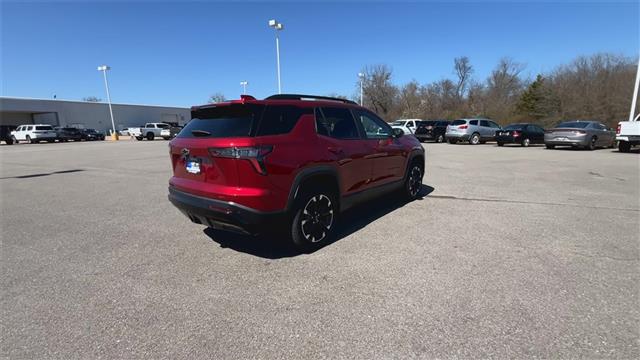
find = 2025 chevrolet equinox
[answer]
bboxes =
[168,94,425,250]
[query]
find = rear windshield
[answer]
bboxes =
[420,121,436,126]
[504,124,525,130]
[451,120,467,125]
[36,126,53,130]
[391,121,406,126]
[181,104,264,138]
[557,122,589,128]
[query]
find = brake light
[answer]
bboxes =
[512,131,520,137]
[209,146,273,175]
[616,124,621,134]
[458,125,468,129]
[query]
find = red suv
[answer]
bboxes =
[168,94,425,250]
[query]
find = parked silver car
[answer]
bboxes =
[544,121,615,150]
[445,118,502,145]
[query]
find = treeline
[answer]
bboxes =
[356,53,637,128]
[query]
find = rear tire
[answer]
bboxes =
[448,138,457,144]
[545,144,555,149]
[586,136,596,150]
[163,137,171,140]
[136,136,143,141]
[521,138,530,147]
[469,133,480,145]
[618,141,631,153]
[26,135,35,144]
[146,132,155,141]
[436,134,444,143]
[291,189,337,252]
[497,142,504,147]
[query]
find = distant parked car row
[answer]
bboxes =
[391,117,624,151]
[126,123,182,140]
[1,124,105,144]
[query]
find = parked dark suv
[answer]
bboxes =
[1,125,17,145]
[415,120,450,143]
[56,127,84,142]
[168,94,425,250]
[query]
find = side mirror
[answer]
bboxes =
[392,128,404,138]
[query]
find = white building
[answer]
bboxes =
[0,97,190,133]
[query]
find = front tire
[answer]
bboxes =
[136,136,143,141]
[436,134,444,143]
[403,161,423,200]
[521,138,530,147]
[291,190,337,251]
[26,135,35,144]
[11,136,18,144]
[497,142,504,147]
[146,132,155,141]
[545,144,555,149]
[448,138,457,144]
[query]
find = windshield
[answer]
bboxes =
[557,121,589,129]
[505,124,525,130]
[420,121,436,126]
[451,120,467,126]
[391,121,406,126]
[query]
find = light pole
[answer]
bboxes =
[240,80,248,95]
[268,19,284,94]
[358,72,365,106]
[97,65,118,140]
[629,56,640,122]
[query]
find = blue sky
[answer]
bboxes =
[1,1,638,107]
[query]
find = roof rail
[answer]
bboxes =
[265,94,358,105]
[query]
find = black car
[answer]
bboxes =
[1,125,17,145]
[56,127,84,142]
[496,123,545,147]
[80,128,105,141]
[415,120,451,143]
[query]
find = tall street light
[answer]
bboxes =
[240,80,248,95]
[268,19,284,94]
[358,72,365,106]
[629,56,640,122]
[97,65,118,140]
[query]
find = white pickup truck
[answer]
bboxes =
[616,120,640,152]
[129,123,170,141]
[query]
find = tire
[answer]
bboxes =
[26,135,35,144]
[545,144,555,149]
[586,136,596,151]
[521,138,530,147]
[136,136,143,141]
[618,141,631,153]
[448,138,457,144]
[497,142,504,147]
[291,189,338,251]
[146,132,155,141]
[11,136,18,144]
[469,133,480,145]
[47,139,54,143]
[403,160,424,201]
[436,134,444,143]
[163,137,170,140]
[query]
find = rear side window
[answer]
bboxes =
[180,104,264,138]
[256,105,310,136]
[316,107,360,139]
[469,120,478,126]
[480,120,489,127]
[35,126,53,130]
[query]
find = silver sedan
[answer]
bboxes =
[544,121,615,150]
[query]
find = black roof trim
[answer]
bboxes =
[265,94,358,105]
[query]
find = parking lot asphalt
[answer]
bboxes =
[1,140,638,359]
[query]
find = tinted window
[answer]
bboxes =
[505,124,525,130]
[257,105,309,136]
[158,124,170,129]
[470,120,479,126]
[479,120,489,127]
[452,120,467,126]
[35,126,53,130]
[421,121,436,127]
[179,104,264,138]
[437,121,450,126]
[353,109,391,139]
[316,107,359,139]
[489,121,501,129]
[557,122,589,129]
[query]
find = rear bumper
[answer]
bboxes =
[616,135,640,144]
[445,132,469,140]
[496,135,519,143]
[415,132,439,140]
[544,137,588,146]
[168,186,285,234]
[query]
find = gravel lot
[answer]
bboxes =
[1,140,638,359]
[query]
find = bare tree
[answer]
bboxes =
[361,64,398,120]
[454,56,473,100]
[208,93,227,103]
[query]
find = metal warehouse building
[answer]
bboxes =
[0,97,190,134]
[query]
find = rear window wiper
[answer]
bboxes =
[191,129,211,137]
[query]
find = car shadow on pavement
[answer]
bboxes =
[203,184,435,259]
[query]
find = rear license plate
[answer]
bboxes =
[186,160,201,174]
[555,137,567,141]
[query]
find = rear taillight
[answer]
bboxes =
[209,146,273,175]
[573,130,586,134]
[616,124,621,134]
[458,125,468,129]
[512,131,520,137]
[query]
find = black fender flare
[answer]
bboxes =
[285,165,340,213]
